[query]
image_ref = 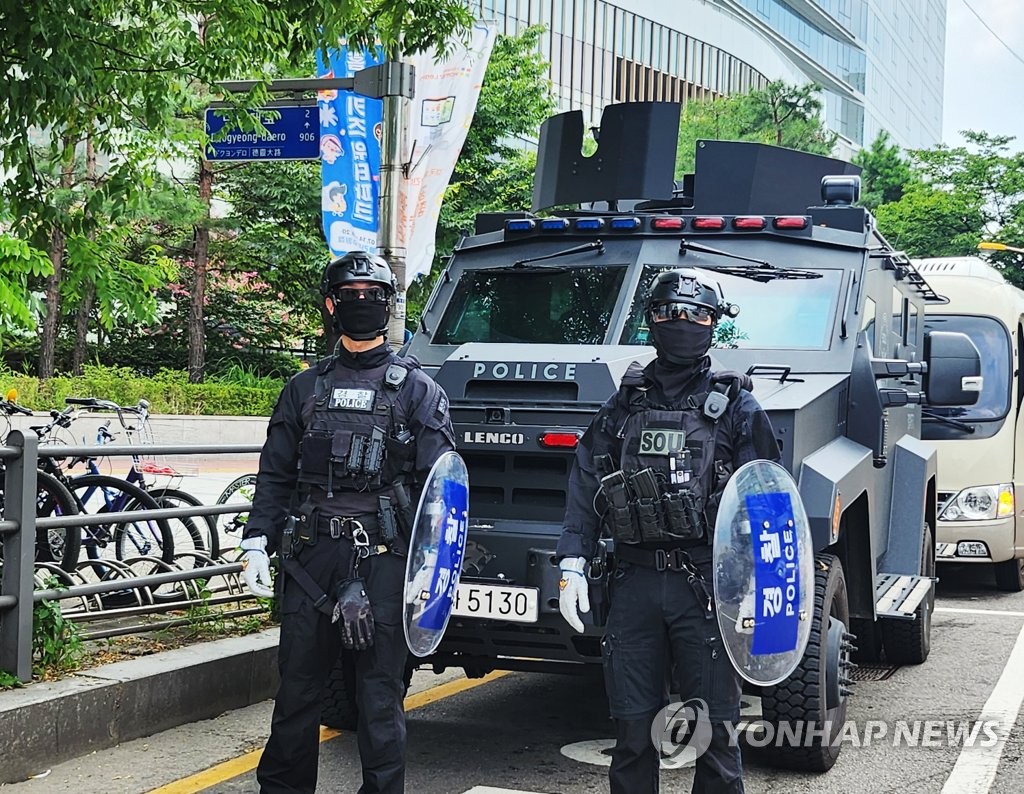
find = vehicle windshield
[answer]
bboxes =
[922,314,1010,423]
[433,264,626,345]
[620,265,843,349]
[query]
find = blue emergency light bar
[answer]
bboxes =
[539,218,570,231]
[609,217,642,230]
[574,218,604,230]
[505,219,536,232]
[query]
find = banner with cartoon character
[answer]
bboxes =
[318,24,495,286]
[317,45,386,258]
[398,22,495,285]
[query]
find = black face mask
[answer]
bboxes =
[333,300,390,341]
[649,321,714,365]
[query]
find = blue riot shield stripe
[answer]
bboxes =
[747,491,801,656]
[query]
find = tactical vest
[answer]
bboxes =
[297,356,416,517]
[600,369,732,546]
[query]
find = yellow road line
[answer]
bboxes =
[148,671,509,794]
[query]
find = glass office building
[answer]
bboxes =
[471,0,946,152]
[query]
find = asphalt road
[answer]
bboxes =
[5,558,1022,794]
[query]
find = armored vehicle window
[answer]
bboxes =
[433,265,626,345]
[620,265,843,350]
[923,315,1011,425]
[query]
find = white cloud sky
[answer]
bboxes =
[943,0,1024,146]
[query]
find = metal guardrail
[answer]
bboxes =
[0,433,263,682]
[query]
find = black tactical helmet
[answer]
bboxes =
[644,268,738,323]
[319,251,397,298]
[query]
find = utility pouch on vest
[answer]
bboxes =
[630,468,666,543]
[661,490,706,541]
[298,430,332,480]
[347,433,369,475]
[295,500,319,546]
[600,470,638,544]
[363,426,386,476]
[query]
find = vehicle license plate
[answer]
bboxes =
[452,582,539,623]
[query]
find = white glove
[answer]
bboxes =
[240,536,274,598]
[558,556,590,633]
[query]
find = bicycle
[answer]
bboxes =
[0,391,81,571]
[56,397,218,563]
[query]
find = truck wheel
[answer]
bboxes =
[994,557,1024,592]
[321,653,416,730]
[881,527,934,665]
[759,553,852,772]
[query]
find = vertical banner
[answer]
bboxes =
[318,23,496,285]
[317,46,386,257]
[400,22,496,285]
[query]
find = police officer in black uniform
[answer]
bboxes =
[239,251,455,794]
[557,268,780,794]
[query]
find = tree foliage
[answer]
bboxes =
[852,130,917,210]
[676,81,837,175]
[0,0,473,378]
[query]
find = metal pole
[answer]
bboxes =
[0,431,38,682]
[380,87,408,347]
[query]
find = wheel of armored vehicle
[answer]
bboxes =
[321,653,416,731]
[881,526,935,665]
[759,553,851,772]
[994,557,1024,593]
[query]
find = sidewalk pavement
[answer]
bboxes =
[0,629,280,785]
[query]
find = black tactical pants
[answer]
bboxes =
[257,537,408,794]
[602,560,744,794]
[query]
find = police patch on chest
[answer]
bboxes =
[329,388,376,411]
[639,429,686,455]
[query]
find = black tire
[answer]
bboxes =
[994,557,1024,593]
[66,474,174,563]
[35,470,82,572]
[881,526,934,665]
[149,487,219,560]
[760,553,851,772]
[321,652,416,730]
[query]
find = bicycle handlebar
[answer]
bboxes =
[64,396,150,429]
[0,399,34,416]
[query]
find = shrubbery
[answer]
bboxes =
[2,364,285,416]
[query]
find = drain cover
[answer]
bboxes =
[849,663,900,682]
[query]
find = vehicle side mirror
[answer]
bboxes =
[924,331,982,406]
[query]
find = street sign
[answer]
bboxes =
[204,105,320,162]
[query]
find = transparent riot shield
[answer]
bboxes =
[403,451,470,657]
[713,460,814,685]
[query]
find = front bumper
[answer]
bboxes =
[936,517,1016,563]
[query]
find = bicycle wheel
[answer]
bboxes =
[65,474,174,564]
[35,470,82,571]
[215,473,257,543]
[149,486,219,561]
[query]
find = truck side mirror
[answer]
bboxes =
[924,331,983,406]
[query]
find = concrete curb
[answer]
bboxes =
[0,628,279,785]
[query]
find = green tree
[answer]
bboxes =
[407,26,556,322]
[853,130,918,210]
[676,81,837,175]
[873,185,984,258]
[0,0,473,378]
[869,131,1024,282]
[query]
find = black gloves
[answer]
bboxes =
[333,578,375,650]
[711,370,754,400]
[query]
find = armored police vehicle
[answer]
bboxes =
[332,102,982,771]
